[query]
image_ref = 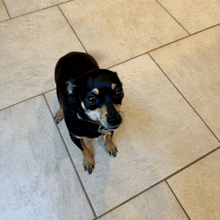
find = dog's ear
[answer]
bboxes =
[113,71,118,76]
[66,79,77,95]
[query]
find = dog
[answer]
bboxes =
[54,52,124,174]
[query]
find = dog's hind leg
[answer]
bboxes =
[54,106,64,124]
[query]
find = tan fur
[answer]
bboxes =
[113,104,121,112]
[54,107,64,124]
[111,83,116,90]
[77,112,82,120]
[85,105,107,122]
[91,88,99,95]
[80,138,95,174]
[105,134,118,157]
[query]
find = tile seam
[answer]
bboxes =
[148,53,220,143]
[107,23,220,69]
[1,89,219,219]
[2,0,11,19]
[58,5,88,53]
[0,1,73,20]
[0,89,56,112]
[155,0,190,35]
[42,94,97,219]
[95,146,220,219]
[165,180,191,220]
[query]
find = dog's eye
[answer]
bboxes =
[115,90,123,96]
[87,95,96,103]
[116,91,121,96]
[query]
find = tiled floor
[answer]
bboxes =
[0,0,219,219]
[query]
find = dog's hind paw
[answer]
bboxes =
[54,107,64,124]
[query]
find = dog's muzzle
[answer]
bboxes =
[106,111,122,129]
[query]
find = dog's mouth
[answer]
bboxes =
[86,118,119,131]
[99,124,120,131]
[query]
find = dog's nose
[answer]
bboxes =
[107,111,122,128]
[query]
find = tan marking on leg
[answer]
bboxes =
[80,138,95,174]
[105,134,118,157]
[54,107,64,124]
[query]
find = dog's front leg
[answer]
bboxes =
[105,131,118,157]
[69,133,95,174]
[80,138,95,174]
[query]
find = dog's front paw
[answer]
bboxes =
[106,144,118,157]
[83,153,95,174]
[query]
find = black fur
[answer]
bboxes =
[55,52,124,152]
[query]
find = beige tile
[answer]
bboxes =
[150,26,220,140]
[157,0,220,33]
[99,182,188,220]
[0,96,94,220]
[168,149,220,220]
[60,0,188,68]
[0,0,9,21]
[4,0,68,18]
[0,7,84,110]
[45,54,219,216]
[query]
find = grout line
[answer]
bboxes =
[148,53,220,143]
[0,3,219,218]
[58,5,88,53]
[165,180,191,220]
[95,180,166,219]
[0,1,73,21]
[165,146,220,181]
[107,23,220,70]
[2,0,11,19]
[42,94,97,219]
[95,146,220,219]
[0,88,56,112]
[1,5,56,20]
[148,23,220,54]
[155,0,190,35]
[0,93,42,112]
[1,24,219,114]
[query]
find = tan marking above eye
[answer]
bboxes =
[111,83,116,90]
[91,88,99,95]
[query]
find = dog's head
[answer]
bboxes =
[67,69,124,131]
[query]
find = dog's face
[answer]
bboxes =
[68,69,124,130]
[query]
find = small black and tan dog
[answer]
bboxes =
[54,52,124,174]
